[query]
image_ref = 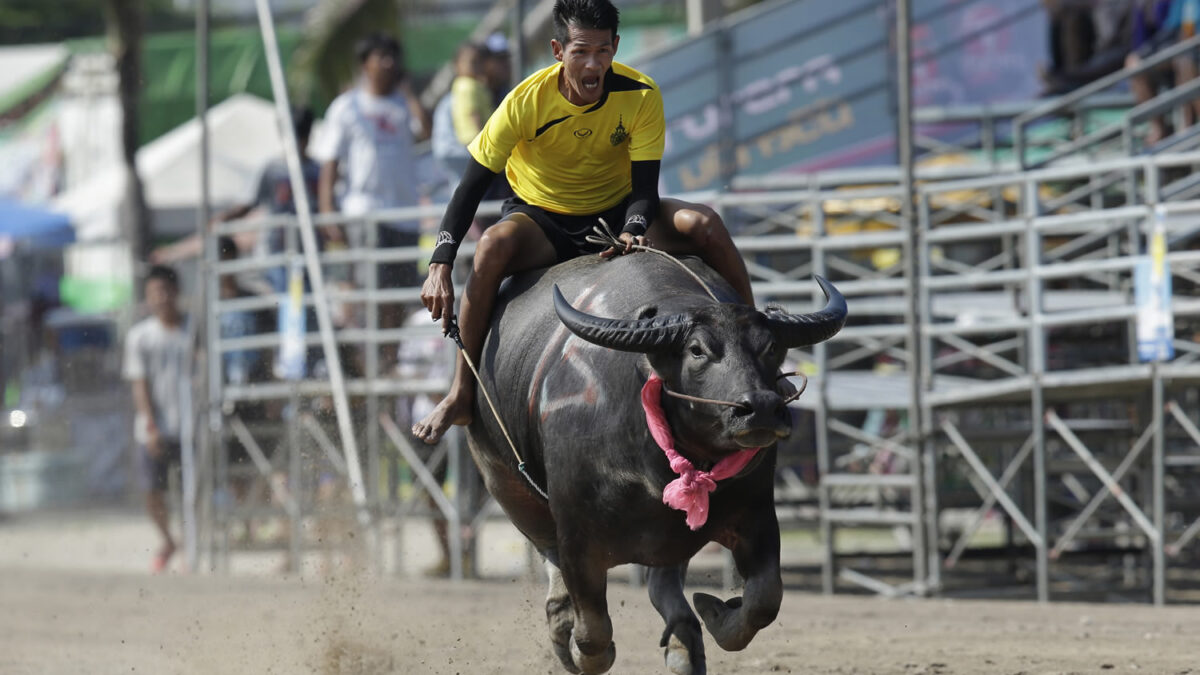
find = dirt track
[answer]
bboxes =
[2,562,1197,675]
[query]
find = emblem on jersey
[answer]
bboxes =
[574,128,593,138]
[435,231,456,248]
[609,116,628,146]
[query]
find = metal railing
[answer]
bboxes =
[197,149,1200,603]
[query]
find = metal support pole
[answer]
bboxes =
[252,0,374,542]
[1024,178,1049,602]
[812,194,835,595]
[896,0,928,593]
[184,0,211,575]
[1152,365,1165,605]
[365,220,382,572]
[287,385,303,571]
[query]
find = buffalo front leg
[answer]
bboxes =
[545,560,580,674]
[558,551,616,674]
[647,564,706,675]
[693,512,782,652]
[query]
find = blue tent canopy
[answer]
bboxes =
[0,199,75,251]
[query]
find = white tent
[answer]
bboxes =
[51,93,295,241]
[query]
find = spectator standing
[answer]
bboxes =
[217,236,272,390]
[123,265,190,573]
[432,42,493,188]
[311,31,431,341]
[249,106,321,294]
[480,33,516,202]
[483,32,515,106]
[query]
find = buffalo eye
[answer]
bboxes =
[688,343,706,359]
[761,340,778,359]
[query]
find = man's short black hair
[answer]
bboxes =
[145,264,179,291]
[552,0,620,45]
[355,32,402,64]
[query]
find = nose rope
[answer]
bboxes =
[661,371,809,409]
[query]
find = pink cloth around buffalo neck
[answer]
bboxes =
[641,374,761,530]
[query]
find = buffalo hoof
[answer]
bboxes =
[547,600,578,673]
[568,633,616,675]
[664,633,706,675]
[693,592,753,652]
[551,636,581,675]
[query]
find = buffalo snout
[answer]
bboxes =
[729,389,791,447]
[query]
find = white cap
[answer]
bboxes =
[485,32,510,54]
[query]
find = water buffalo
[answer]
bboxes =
[463,252,846,674]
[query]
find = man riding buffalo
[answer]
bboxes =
[412,0,756,445]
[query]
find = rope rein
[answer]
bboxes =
[584,217,720,302]
[444,321,550,501]
[442,219,805,503]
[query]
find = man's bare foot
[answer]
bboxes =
[412,393,473,444]
[151,542,176,574]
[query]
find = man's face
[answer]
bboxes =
[145,278,177,318]
[551,23,618,106]
[363,48,403,92]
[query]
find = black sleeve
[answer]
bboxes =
[622,160,661,238]
[429,157,498,266]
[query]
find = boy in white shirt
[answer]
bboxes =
[123,265,190,573]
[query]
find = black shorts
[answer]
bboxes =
[141,440,181,492]
[501,195,632,264]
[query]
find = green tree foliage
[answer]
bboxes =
[290,0,403,102]
[0,0,186,45]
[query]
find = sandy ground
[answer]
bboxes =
[1,511,1198,675]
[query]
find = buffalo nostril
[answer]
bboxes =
[733,391,783,417]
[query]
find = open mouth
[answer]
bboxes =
[582,76,601,92]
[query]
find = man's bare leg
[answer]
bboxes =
[147,489,175,571]
[413,217,557,444]
[652,198,755,305]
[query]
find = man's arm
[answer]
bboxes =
[317,159,346,244]
[623,160,660,237]
[601,159,661,257]
[131,378,161,457]
[422,158,498,332]
[401,80,432,142]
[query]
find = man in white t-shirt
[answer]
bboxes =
[122,265,191,573]
[312,31,431,290]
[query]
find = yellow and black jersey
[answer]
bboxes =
[468,60,665,215]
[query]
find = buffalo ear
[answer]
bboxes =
[635,305,659,320]
[552,285,693,353]
[762,276,847,348]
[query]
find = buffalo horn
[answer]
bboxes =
[552,285,692,353]
[764,276,847,348]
